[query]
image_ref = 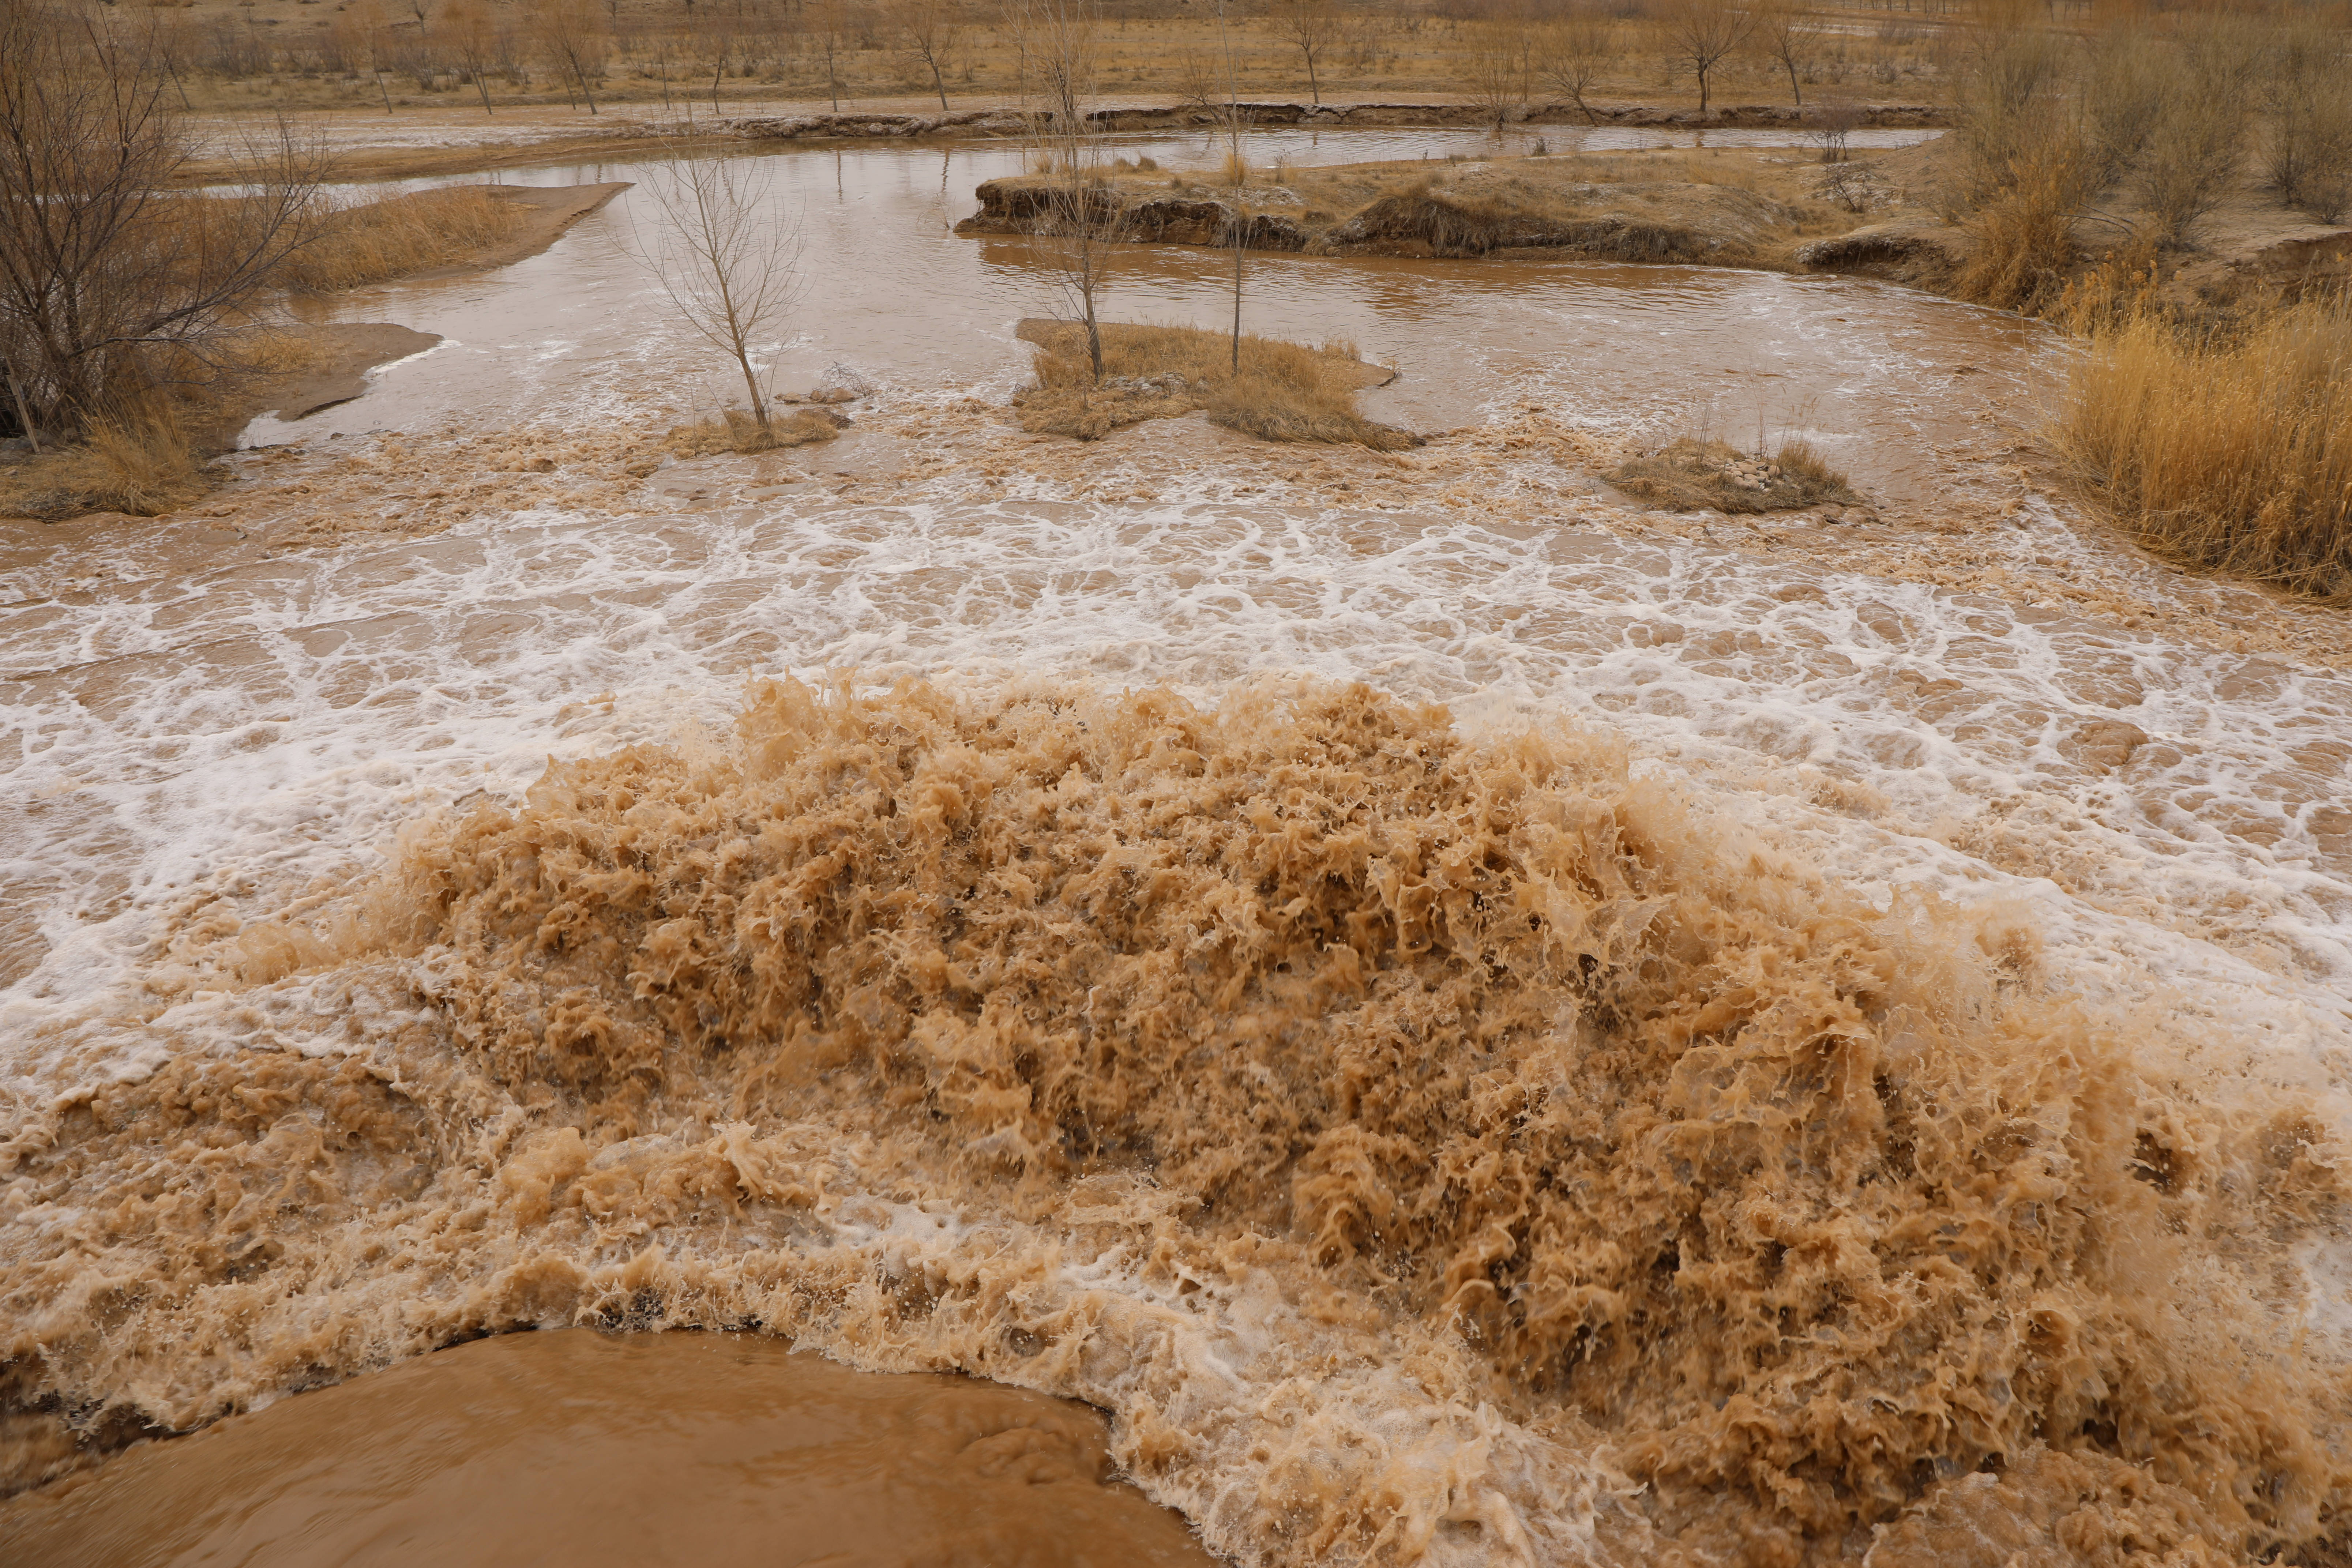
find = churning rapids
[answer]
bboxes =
[4,127,2352,1568]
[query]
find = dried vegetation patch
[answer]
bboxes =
[1605,436,1862,514]
[1014,322,1417,450]
[2058,293,2352,598]
[660,405,849,457]
[276,184,539,293]
[0,415,213,520]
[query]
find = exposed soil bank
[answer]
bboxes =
[958,155,1830,268]
[638,99,1948,145]
[266,324,442,422]
[961,140,2352,315]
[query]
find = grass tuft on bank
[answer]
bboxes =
[2058,293,2352,599]
[1606,436,1860,514]
[1013,322,1417,450]
[0,413,211,520]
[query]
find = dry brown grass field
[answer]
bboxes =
[133,0,1963,118]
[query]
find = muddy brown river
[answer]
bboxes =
[1,1331,1217,1566]
[5,128,2351,1568]
[254,127,2029,507]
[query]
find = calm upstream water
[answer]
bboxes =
[5,125,2350,1568]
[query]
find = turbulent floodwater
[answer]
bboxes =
[5,128,2352,1568]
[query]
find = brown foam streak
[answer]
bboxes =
[3,678,2344,1563]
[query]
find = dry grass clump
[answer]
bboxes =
[1605,435,1860,514]
[660,404,846,456]
[0,412,212,520]
[1013,322,1416,450]
[2059,293,2352,598]
[276,185,534,293]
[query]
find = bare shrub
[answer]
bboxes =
[1818,158,1872,212]
[1532,2,1618,127]
[1460,17,1533,130]
[1810,97,1861,163]
[1948,28,2089,311]
[0,2,323,443]
[2059,293,2352,598]
[2266,27,2352,224]
[2136,20,2258,246]
[2080,30,2165,191]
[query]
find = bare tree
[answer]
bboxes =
[1214,0,1244,371]
[622,139,802,433]
[1010,0,1109,380]
[531,0,608,113]
[1461,12,1533,131]
[887,0,964,112]
[1533,3,1620,126]
[336,0,399,112]
[1654,0,1754,115]
[1271,0,1339,107]
[440,0,500,113]
[1749,0,1822,106]
[700,13,739,114]
[808,0,846,112]
[0,3,324,440]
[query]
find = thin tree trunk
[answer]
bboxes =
[5,365,41,454]
[930,57,947,110]
[736,346,768,428]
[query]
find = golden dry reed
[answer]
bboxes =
[2060,293,2352,598]
[276,184,533,293]
[0,409,209,518]
[4,680,2342,1564]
